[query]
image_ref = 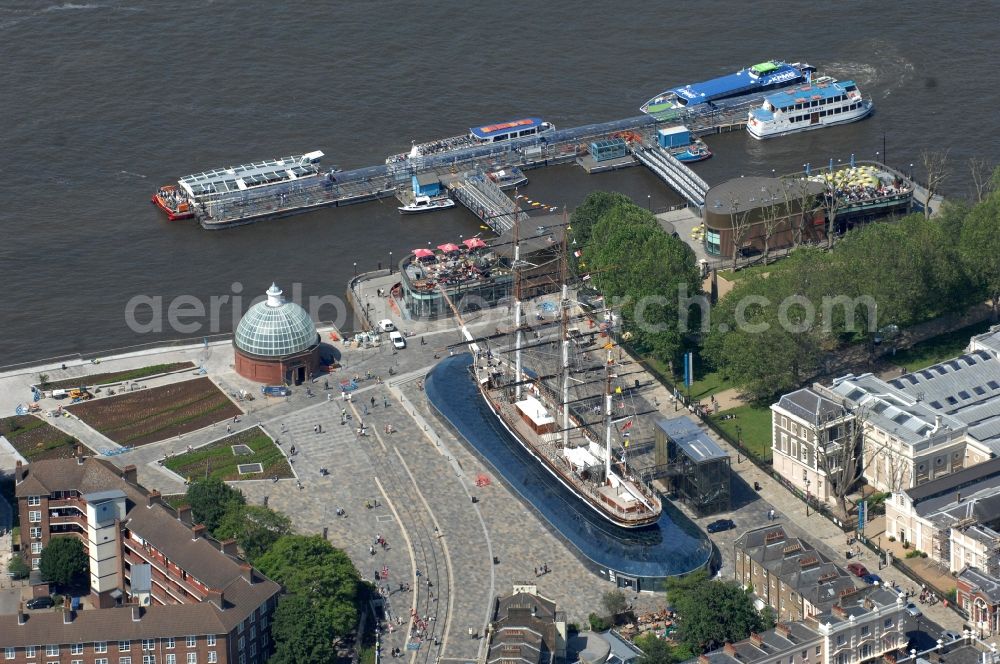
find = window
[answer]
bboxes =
[238,636,245,651]
[165,639,175,650]
[142,640,156,651]
[25,646,36,658]
[72,644,84,655]
[249,643,256,657]
[205,636,215,647]
[46,646,59,656]
[815,647,821,655]
[185,637,196,648]
[96,643,109,653]
[30,527,41,539]
[250,626,255,639]
[837,635,845,645]
[166,657,176,664]
[28,496,41,506]
[96,659,109,664]
[861,626,869,636]
[207,653,217,664]
[29,510,41,523]
[31,558,40,569]
[885,618,893,627]
[3,648,13,660]
[72,661,82,664]
[121,659,133,664]
[120,642,131,652]
[31,542,42,554]
[142,657,155,664]
[186,654,197,664]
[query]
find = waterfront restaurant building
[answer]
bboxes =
[233,283,320,385]
[8,456,281,664]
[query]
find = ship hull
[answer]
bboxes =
[477,381,659,529]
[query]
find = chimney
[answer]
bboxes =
[146,490,161,508]
[176,505,193,525]
[220,539,238,556]
[63,597,74,624]
[206,589,225,610]
[833,604,847,618]
[192,524,206,540]
[17,603,26,625]
[131,605,143,622]
[239,562,254,584]
[723,643,737,656]
[749,633,764,648]
[15,460,25,483]
[776,623,791,638]
[122,465,138,484]
[77,454,84,466]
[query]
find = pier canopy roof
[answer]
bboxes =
[469,118,545,140]
[178,151,324,199]
[234,283,317,358]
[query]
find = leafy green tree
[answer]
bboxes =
[635,633,681,664]
[666,572,771,653]
[39,537,87,588]
[569,191,634,255]
[960,193,1000,320]
[215,504,292,563]
[269,594,336,664]
[256,535,362,636]
[186,478,245,533]
[7,556,29,580]
[601,589,628,620]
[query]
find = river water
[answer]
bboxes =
[1,1,997,365]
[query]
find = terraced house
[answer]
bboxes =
[3,456,281,664]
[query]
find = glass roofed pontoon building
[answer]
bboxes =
[233,283,320,384]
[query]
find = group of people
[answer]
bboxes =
[828,179,911,205]
[411,254,492,293]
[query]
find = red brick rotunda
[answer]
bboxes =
[233,283,320,384]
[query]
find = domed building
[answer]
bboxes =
[233,283,320,384]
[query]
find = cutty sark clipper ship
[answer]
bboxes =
[440,213,662,528]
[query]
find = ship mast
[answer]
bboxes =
[560,210,570,449]
[513,194,524,401]
[604,338,613,481]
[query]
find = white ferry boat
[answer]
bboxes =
[398,195,456,214]
[747,79,872,140]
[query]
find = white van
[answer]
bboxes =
[389,331,405,349]
[377,319,396,332]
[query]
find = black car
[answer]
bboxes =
[26,596,54,610]
[706,519,735,533]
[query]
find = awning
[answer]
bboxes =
[437,243,461,253]
[463,238,487,249]
[412,248,434,258]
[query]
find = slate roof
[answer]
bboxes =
[957,566,1000,603]
[775,387,848,426]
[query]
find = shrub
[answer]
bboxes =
[7,556,29,580]
[566,623,579,634]
[588,613,611,632]
[902,541,910,549]
[920,551,928,558]
[905,550,922,559]
[887,536,896,542]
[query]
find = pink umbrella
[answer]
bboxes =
[463,238,487,249]
[437,243,461,253]
[412,248,434,258]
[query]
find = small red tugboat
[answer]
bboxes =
[151,185,194,220]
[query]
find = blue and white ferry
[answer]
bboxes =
[640,60,814,116]
[746,79,873,139]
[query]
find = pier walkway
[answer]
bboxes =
[632,140,710,208]
[446,171,529,234]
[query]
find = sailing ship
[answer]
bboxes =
[441,220,662,529]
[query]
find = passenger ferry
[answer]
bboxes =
[386,118,555,163]
[746,79,872,140]
[640,60,814,116]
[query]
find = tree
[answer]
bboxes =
[635,632,685,664]
[727,194,752,270]
[821,169,852,248]
[186,478,245,533]
[255,535,362,636]
[666,572,771,653]
[968,157,995,203]
[37,373,50,389]
[39,537,87,588]
[920,149,950,217]
[269,594,337,664]
[215,504,292,562]
[7,556,29,580]
[601,589,628,620]
[759,186,784,265]
[959,193,1000,320]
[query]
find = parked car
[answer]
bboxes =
[26,596,54,610]
[847,562,870,577]
[941,630,962,642]
[861,573,882,585]
[389,331,406,349]
[377,319,396,332]
[905,603,922,618]
[706,519,735,533]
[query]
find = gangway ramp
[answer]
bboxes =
[448,171,529,234]
[632,141,709,209]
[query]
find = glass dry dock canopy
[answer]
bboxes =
[233,283,320,385]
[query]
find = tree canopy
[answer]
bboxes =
[255,535,363,636]
[214,504,292,563]
[666,572,772,653]
[960,193,1000,320]
[268,594,338,664]
[186,477,245,533]
[39,537,88,588]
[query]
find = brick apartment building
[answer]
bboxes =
[2,457,281,664]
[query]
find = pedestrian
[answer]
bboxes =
[314,424,319,433]
[371,396,376,407]
[227,424,232,433]
[383,397,388,408]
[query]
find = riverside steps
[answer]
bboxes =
[192,100,763,229]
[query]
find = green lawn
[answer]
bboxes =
[890,320,993,373]
[644,356,732,400]
[708,404,773,460]
[162,494,189,510]
[164,427,293,482]
[719,260,786,283]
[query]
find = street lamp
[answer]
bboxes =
[353,262,357,279]
[647,194,651,211]
[804,478,812,517]
[736,424,743,464]
[388,251,393,275]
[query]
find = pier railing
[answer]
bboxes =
[450,171,529,234]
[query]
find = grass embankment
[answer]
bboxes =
[708,404,773,460]
[0,415,77,461]
[42,362,195,390]
[164,427,292,482]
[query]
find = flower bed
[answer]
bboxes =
[43,362,195,390]
[67,377,241,447]
[0,415,78,461]
[164,427,293,482]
